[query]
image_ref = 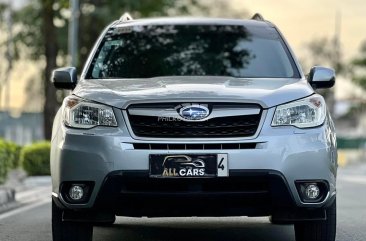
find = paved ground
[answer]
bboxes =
[0,163,366,241]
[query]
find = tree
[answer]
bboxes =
[351,41,366,90]
[0,3,8,108]
[41,0,61,140]
[8,1,67,139]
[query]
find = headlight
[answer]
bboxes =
[62,96,117,129]
[271,94,326,128]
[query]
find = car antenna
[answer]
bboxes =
[251,13,264,21]
[120,12,133,21]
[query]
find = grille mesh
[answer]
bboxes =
[133,143,257,150]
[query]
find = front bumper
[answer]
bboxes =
[51,107,337,216]
[93,170,302,217]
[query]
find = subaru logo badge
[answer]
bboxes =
[178,104,210,120]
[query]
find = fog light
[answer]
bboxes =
[305,184,320,199]
[69,185,84,200]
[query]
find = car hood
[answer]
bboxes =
[73,76,313,109]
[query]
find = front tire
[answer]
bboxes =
[294,199,336,241]
[52,199,93,241]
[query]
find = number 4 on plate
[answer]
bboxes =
[217,154,228,177]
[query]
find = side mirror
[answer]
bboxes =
[308,66,335,89]
[51,67,78,89]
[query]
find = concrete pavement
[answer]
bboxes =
[0,171,51,215]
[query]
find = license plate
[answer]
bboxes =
[149,154,228,178]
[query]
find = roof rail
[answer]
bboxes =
[120,12,133,21]
[251,13,264,21]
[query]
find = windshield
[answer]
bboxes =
[86,24,300,79]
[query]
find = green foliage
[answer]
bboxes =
[0,3,7,15]
[352,76,366,90]
[351,41,366,90]
[20,141,51,176]
[0,140,10,184]
[0,139,21,184]
[5,141,22,169]
[337,137,366,149]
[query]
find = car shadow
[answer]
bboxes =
[94,217,295,241]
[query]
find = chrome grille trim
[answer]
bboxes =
[128,107,261,122]
[122,101,267,141]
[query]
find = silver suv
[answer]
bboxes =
[51,14,337,241]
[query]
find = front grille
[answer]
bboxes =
[126,103,262,138]
[133,142,257,150]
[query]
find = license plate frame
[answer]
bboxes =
[149,154,228,178]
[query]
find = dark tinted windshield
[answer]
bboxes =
[87,24,299,79]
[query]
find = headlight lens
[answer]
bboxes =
[271,94,326,128]
[63,96,117,128]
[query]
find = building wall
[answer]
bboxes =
[0,111,44,145]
